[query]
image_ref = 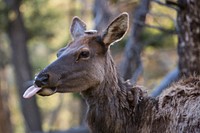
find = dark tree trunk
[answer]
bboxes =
[120,0,150,83]
[177,0,200,76]
[4,0,42,132]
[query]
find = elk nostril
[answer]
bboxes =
[34,73,49,87]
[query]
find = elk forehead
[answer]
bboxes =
[67,34,106,54]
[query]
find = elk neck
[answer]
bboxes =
[81,50,128,107]
[81,50,147,132]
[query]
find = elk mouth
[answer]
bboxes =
[37,87,57,96]
[23,85,57,98]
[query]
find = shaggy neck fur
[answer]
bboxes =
[81,50,200,133]
[81,51,153,133]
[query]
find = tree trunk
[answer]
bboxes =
[93,0,113,31]
[177,0,200,76]
[4,0,42,132]
[120,0,150,83]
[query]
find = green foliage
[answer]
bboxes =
[0,47,10,68]
[0,33,10,68]
[23,0,59,40]
[141,28,177,48]
[20,0,71,73]
[0,0,8,31]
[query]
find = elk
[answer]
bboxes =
[23,13,200,133]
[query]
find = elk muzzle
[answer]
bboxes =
[23,72,57,98]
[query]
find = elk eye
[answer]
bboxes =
[79,50,90,59]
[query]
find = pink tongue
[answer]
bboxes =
[23,85,42,99]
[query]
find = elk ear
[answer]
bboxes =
[70,17,87,39]
[101,12,129,46]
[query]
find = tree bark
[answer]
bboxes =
[4,0,42,132]
[177,0,200,76]
[120,0,150,83]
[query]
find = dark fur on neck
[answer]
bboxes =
[81,51,200,133]
[81,51,148,133]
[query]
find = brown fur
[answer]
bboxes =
[81,50,200,133]
[32,13,200,133]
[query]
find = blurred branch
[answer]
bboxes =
[93,0,113,30]
[49,95,64,131]
[79,98,87,126]
[135,20,177,34]
[130,63,143,84]
[151,0,179,11]
[150,67,180,97]
[60,126,89,133]
[120,0,151,83]
[32,126,89,133]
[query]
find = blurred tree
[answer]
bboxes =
[120,0,150,83]
[93,0,113,30]
[2,0,42,132]
[177,0,200,76]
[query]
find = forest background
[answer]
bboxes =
[0,0,199,133]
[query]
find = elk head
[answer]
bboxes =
[23,12,129,98]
